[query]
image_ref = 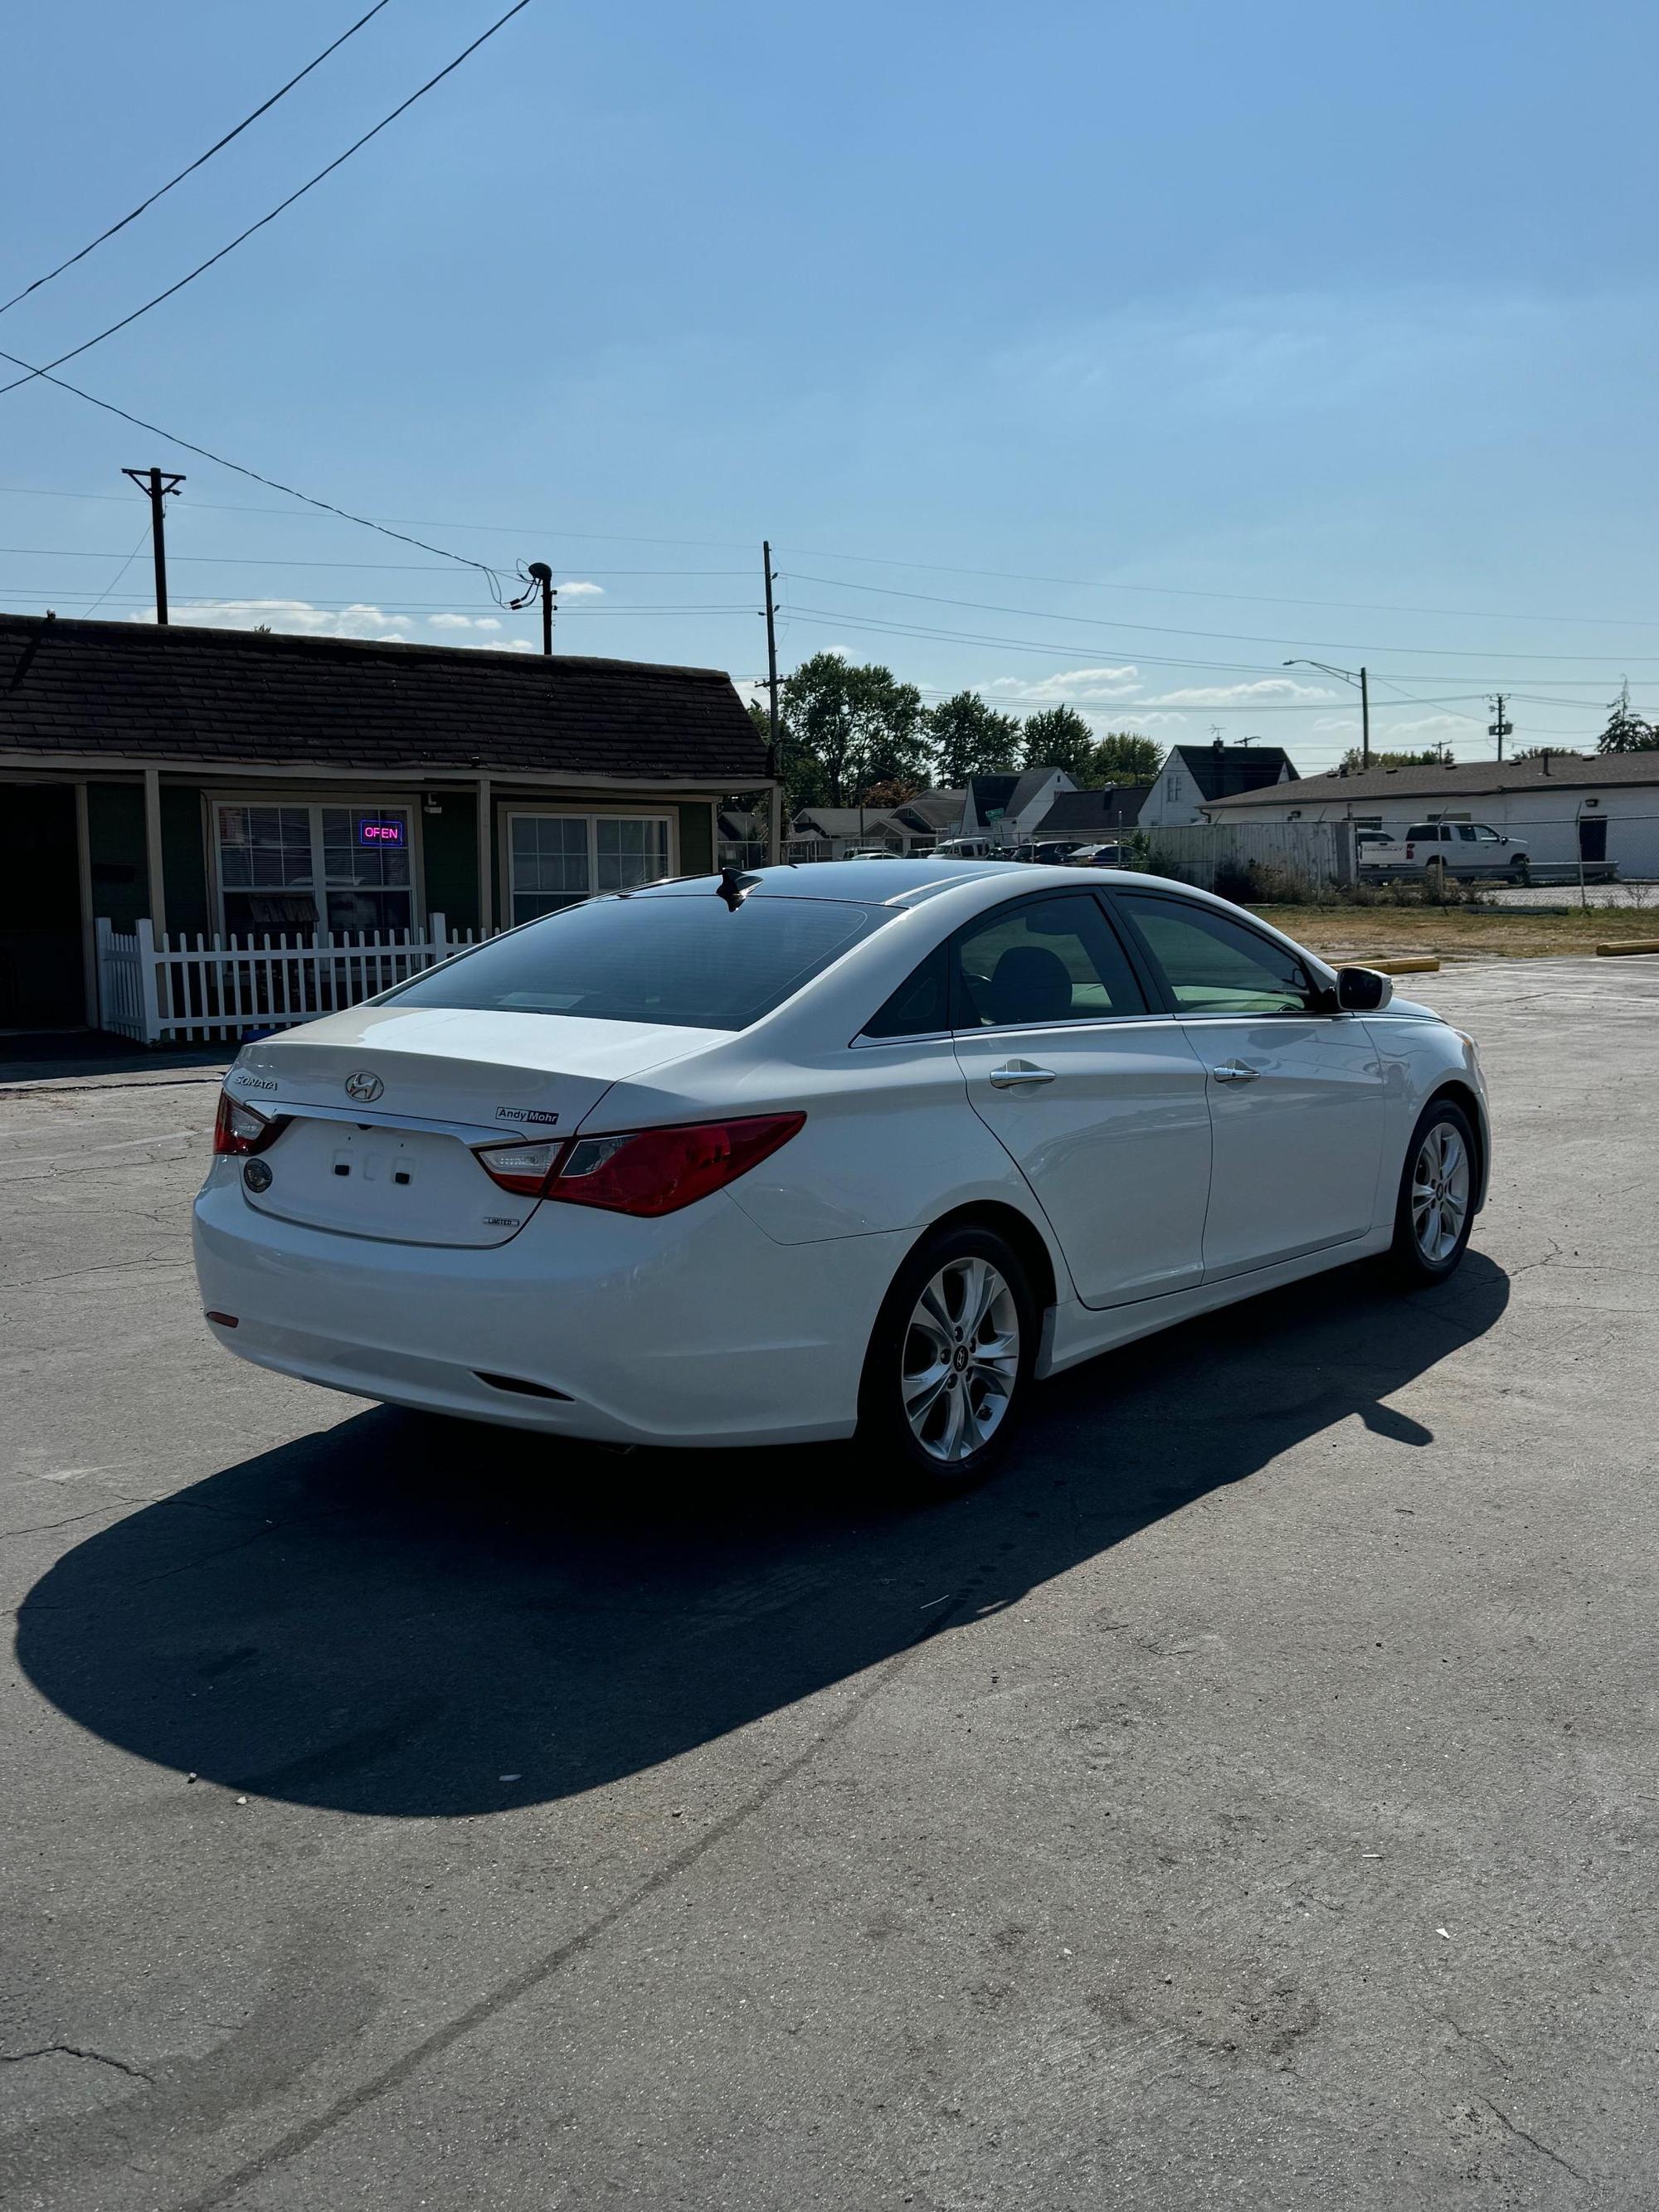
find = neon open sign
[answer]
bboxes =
[358,818,406,847]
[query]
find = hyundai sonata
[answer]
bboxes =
[194,861,1489,1486]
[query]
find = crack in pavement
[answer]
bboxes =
[1,2042,153,2084]
[1480,2096,1591,2185]
[170,1598,967,2212]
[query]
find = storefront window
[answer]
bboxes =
[508,813,672,924]
[216,804,412,938]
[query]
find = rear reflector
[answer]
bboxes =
[475,1372,573,1401]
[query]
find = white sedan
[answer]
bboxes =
[194,861,1490,1488]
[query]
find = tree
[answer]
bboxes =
[1086,730,1164,785]
[1019,704,1095,780]
[780,652,928,806]
[1512,746,1585,762]
[926,691,1023,785]
[1598,680,1657,753]
[1338,745,1448,773]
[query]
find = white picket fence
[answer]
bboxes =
[95,915,489,1046]
[1142,819,1357,896]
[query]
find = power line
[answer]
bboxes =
[782,570,1659,668]
[0,543,752,577]
[0,356,511,598]
[781,602,1624,695]
[0,2,395,320]
[780,543,1659,634]
[0,1,535,403]
[0,587,751,614]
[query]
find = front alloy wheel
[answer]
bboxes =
[1410,1121,1471,1264]
[1389,1100,1477,1284]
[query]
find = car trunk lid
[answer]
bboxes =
[227,1004,716,1247]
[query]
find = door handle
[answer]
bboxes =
[1210,1060,1262,1084]
[988,1062,1057,1088]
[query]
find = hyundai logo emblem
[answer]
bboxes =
[344,1070,384,1103]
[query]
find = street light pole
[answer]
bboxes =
[1285,658,1369,767]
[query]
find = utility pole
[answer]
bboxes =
[509,561,555,654]
[762,539,782,863]
[122,467,184,624]
[1359,664,1370,769]
[1488,693,1512,762]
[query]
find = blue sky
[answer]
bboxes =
[2,0,1656,770]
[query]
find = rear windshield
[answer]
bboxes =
[383,892,889,1031]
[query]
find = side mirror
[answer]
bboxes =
[1335,965,1392,1012]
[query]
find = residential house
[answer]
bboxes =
[961,767,1076,846]
[886,788,965,850]
[0,615,771,1031]
[1138,742,1298,828]
[1030,784,1152,847]
[785,806,907,862]
[1199,750,1659,875]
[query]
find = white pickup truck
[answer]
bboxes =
[1372,821,1532,882]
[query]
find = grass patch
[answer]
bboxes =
[1250,903,1659,962]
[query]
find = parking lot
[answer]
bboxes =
[2,959,1655,2211]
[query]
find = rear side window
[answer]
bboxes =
[1405,824,1443,841]
[951,894,1148,1028]
[386,893,889,1031]
[863,943,951,1038]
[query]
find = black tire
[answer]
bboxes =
[857,1221,1039,1495]
[1388,1098,1478,1286]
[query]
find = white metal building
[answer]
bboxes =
[1200,750,1659,878]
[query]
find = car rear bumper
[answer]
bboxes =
[192,1165,906,1446]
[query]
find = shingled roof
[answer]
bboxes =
[0,615,768,785]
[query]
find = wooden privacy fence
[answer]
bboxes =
[1144,819,1356,895]
[95,915,488,1046]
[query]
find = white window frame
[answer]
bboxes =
[207,792,425,941]
[500,805,678,926]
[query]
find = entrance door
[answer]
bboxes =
[1579,815,1608,863]
[0,785,83,1028]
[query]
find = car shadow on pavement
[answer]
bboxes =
[17,1252,1508,1820]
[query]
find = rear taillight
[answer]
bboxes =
[213,1090,288,1157]
[470,1113,805,1218]
[470,1138,562,1198]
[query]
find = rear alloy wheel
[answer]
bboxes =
[859,1224,1037,1491]
[1389,1100,1477,1285]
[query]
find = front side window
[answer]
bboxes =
[1117,894,1317,1016]
[951,895,1147,1029]
[388,892,888,1031]
[508,813,671,924]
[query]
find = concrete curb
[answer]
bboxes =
[1595,939,1659,956]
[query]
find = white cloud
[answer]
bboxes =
[557,580,604,599]
[426,612,474,630]
[1137,677,1335,708]
[985,664,1142,707]
[129,597,416,641]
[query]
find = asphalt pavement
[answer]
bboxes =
[2,960,1655,2210]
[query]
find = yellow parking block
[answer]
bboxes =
[1595,939,1659,956]
[1371,956,1441,975]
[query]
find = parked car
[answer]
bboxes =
[1392,823,1530,881]
[932,836,998,859]
[1011,840,1075,865]
[197,859,1489,1491]
[1066,841,1127,868]
[839,847,900,861]
[1355,830,1398,863]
